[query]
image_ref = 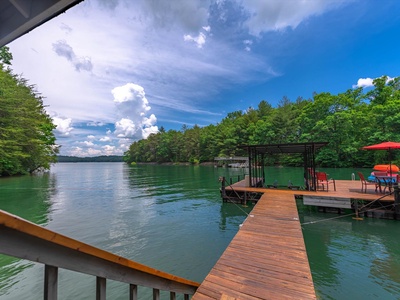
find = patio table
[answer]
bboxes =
[375,176,396,193]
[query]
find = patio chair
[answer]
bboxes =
[357,172,378,193]
[373,171,392,193]
[316,172,336,191]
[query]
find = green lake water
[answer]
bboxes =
[0,163,400,299]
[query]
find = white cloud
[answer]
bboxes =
[138,0,210,32]
[353,77,374,88]
[143,114,157,127]
[102,145,117,155]
[87,135,96,140]
[112,83,151,113]
[87,121,106,127]
[241,0,352,36]
[353,76,395,88]
[52,40,93,72]
[101,145,122,155]
[112,83,159,139]
[184,32,206,48]
[86,141,94,146]
[100,136,111,142]
[243,39,253,51]
[70,146,84,156]
[114,118,137,138]
[52,116,74,136]
[143,126,159,139]
[87,148,103,156]
[76,141,95,147]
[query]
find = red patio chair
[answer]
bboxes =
[316,172,336,191]
[357,172,378,193]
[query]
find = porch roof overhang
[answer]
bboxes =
[0,0,83,47]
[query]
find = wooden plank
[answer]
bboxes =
[217,251,312,275]
[220,294,236,300]
[209,269,315,299]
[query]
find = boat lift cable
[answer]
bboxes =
[301,202,399,226]
[220,177,250,216]
[224,197,250,216]
[358,191,393,211]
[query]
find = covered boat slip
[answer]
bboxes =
[240,142,329,191]
[193,190,316,299]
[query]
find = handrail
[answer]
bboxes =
[0,209,200,299]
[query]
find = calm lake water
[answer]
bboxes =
[1,163,400,299]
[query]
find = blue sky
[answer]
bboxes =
[8,0,400,156]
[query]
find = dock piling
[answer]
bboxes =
[394,183,400,219]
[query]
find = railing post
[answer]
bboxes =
[394,183,400,219]
[44,265,58,300]
[153,288,160,300]
[96,277,106,300]
[170,291,176,300]
[220,176,226,200]
[129,284,138,300]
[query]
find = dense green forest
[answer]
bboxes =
[124,76,400,168]
[57,156,123,162]
[0,47,58,176]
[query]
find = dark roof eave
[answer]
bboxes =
[0,0,84,47]
[238,142,329,154]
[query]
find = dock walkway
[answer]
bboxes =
[193,190,316,299]
[193,179,395,299]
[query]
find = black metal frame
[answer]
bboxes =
[241,142,328,191]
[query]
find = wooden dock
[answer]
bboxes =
[193,190,316,299]
[193,179,396,299]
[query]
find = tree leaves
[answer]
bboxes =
[0,64,58,176]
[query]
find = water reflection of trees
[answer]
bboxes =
[353,220,400,295]
[0,172,56,224]
[0,172,57,297]
[219,202,253,231]
[300,209,400,299]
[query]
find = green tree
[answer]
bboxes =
[0,66,58,175]
[0,47,13,65]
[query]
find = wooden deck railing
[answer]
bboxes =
[0,209,200,299]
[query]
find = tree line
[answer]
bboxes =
[57,156,123,162]
[0,47,58,176]
[124,76,400,168]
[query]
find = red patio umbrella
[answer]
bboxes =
[362,141,400,177]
